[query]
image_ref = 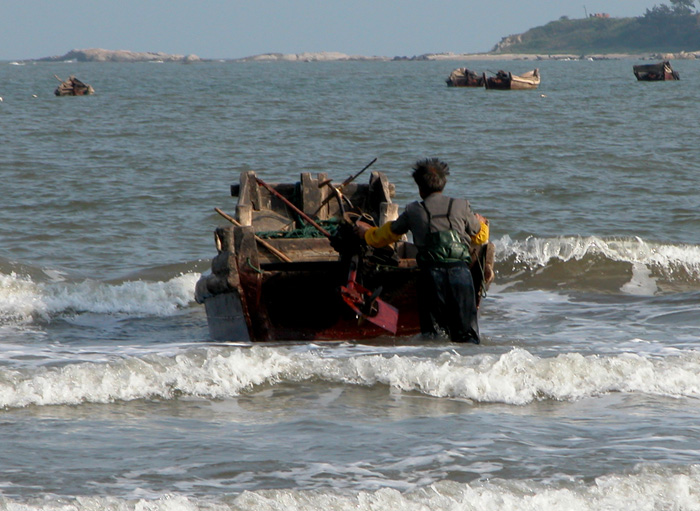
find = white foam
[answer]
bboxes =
[497,235,700,275]
[2,347,699,409]
[0,272,200,324]
[0,464,697,510]
[621,262,658,295]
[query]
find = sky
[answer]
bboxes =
[1,1,663,61]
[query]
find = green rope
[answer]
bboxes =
[246,258,264,274]
[257,219,341,239]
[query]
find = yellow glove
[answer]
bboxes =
[471,220,489,246]
[364,222,402,248]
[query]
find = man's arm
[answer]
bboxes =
[471,213,490,245]
[355,221,403,248]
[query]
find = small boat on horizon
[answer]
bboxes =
[484,69,540,90]
[54,75,95,96]
[446,67,486,87]
[633,61,679,81]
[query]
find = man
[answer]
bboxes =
[355,158,488,343]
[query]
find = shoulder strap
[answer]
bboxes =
[420,201,433,232]
[421,198,454,232]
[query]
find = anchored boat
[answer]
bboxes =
[54,75,95,96]
[446,68,486,87]
[484,69,540,90]
[633,61,679,81]
[195,167,494,342]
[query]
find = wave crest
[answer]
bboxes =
[494,235,700,293]
[0,271,199,324]
[2,347,699,409]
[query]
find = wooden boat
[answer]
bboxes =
[633,61,679,81]
[54,75,95,96]
[446,68,485,87]
[195,168,495,342]
[484,69,540,90]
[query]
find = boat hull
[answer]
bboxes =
[198,258,423,342]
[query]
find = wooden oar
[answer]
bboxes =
[215,207,293,263]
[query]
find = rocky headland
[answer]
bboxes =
[35,48,201,63]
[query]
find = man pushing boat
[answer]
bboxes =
[354,158,490,344]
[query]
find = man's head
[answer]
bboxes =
[412,158,449,197]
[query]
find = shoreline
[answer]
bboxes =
[9,48,700,64]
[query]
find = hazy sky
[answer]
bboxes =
[2,1,662,60]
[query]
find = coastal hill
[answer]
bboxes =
[493,13,700,55]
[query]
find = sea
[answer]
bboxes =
[1,56,700,510]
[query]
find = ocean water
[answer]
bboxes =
[2,57,700,510]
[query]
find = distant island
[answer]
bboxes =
[35,48,202,63]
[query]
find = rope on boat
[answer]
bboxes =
[246,258,264,274]
[256,220,341,239]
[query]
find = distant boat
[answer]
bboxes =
[633,61,679,81]
[484,69,540,90]
[54,75,95,96]
[446,67,485,87]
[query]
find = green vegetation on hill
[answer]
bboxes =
[494,0,700,54]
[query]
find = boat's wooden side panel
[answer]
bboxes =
[256,238,338,264]
[203,292,251,342]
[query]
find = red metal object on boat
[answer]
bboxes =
[340,256,398,334]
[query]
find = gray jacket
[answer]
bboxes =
[391,192,481,249]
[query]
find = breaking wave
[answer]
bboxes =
[2,346,699,409]
[0,270,200,325]
[2,234,699,327]
[0,464,698,510]
[494,235,700,294]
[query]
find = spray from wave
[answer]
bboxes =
[2,346,699,409]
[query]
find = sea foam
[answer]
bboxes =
[0,271,199,324]
[496,235,700,275]
[0,464,697,511]
[1,346,699,409]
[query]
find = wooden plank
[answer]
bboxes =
[301,172,322,218]
[238,171,261,210]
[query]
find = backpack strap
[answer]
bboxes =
[421,198,454,232]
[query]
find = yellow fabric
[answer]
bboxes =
[364,222,402,248]
[470,220,490,246]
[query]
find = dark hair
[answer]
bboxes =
[412,158,449,194]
